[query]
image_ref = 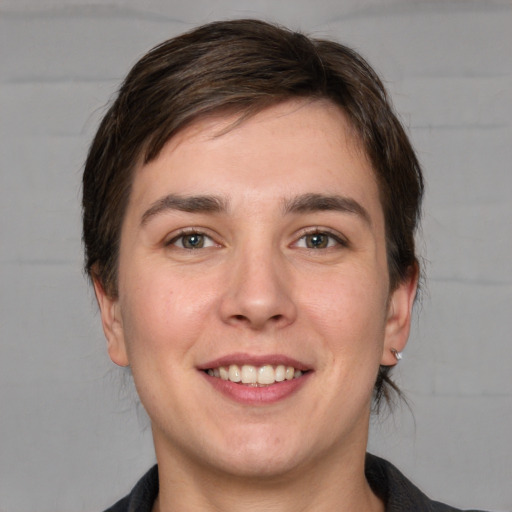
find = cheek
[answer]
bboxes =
[302,267,389,355]
[118,268,216,359]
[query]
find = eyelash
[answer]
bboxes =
[165,229,217,250]
[165,228,348,251]
[294,228,348,250]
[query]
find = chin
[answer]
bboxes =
[201,429,320,480]
[214,450,305,480]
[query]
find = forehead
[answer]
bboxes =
[162,99,365,159]
[128,99,382,221]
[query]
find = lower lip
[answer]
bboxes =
[201,372,311,405]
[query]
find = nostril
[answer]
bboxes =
[232,313,283,323]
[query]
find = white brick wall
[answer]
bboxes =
[1,1,510,510]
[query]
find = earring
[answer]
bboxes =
[391,348,402,361]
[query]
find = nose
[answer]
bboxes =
[218,244,297,330]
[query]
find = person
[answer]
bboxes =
[82,19,485,512]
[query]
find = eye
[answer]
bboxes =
[168,231,217,249]
[295,231,346,250]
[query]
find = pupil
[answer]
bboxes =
[184,234,203,248]
[308,234,327,248]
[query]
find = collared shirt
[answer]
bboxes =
[103,454,487,512]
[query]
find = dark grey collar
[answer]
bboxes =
[104,454,486,512]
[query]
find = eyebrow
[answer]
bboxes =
[283,193,371,225]
[140,192,371,226]
[141,194,229,225]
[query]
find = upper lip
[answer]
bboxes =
[198,353,311,372]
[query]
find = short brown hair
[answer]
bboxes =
[82,18,423,406]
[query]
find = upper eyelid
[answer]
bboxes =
[165,227,217,246]
[294,226,348,242]
[162,226,348,246]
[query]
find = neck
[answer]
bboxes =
[152,436,384,512]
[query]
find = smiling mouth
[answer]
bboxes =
[205,364,306,387]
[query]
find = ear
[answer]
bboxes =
[381,265,419,366]
[93,278,130,367]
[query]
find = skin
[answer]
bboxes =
[95,99,417,512]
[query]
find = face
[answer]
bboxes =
[95,100,416,479]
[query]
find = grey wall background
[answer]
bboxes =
[1,1,511,511]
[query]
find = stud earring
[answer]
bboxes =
[391,348,402,361]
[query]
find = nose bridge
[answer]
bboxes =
[220,234,296,329]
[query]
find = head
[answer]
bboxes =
[82,19,423,410]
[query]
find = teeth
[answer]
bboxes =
[275,365,286,382]
[241,365,257,384]
[258,365,275,385]
[228,364,241,383]
[207,364,304,386]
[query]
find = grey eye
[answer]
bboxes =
[305,233,330,249]
[171,232,216,249]
[297,232,341,249]
[181,234,205,249]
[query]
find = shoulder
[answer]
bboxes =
[102,465,159,512]
[365,453,488,512]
